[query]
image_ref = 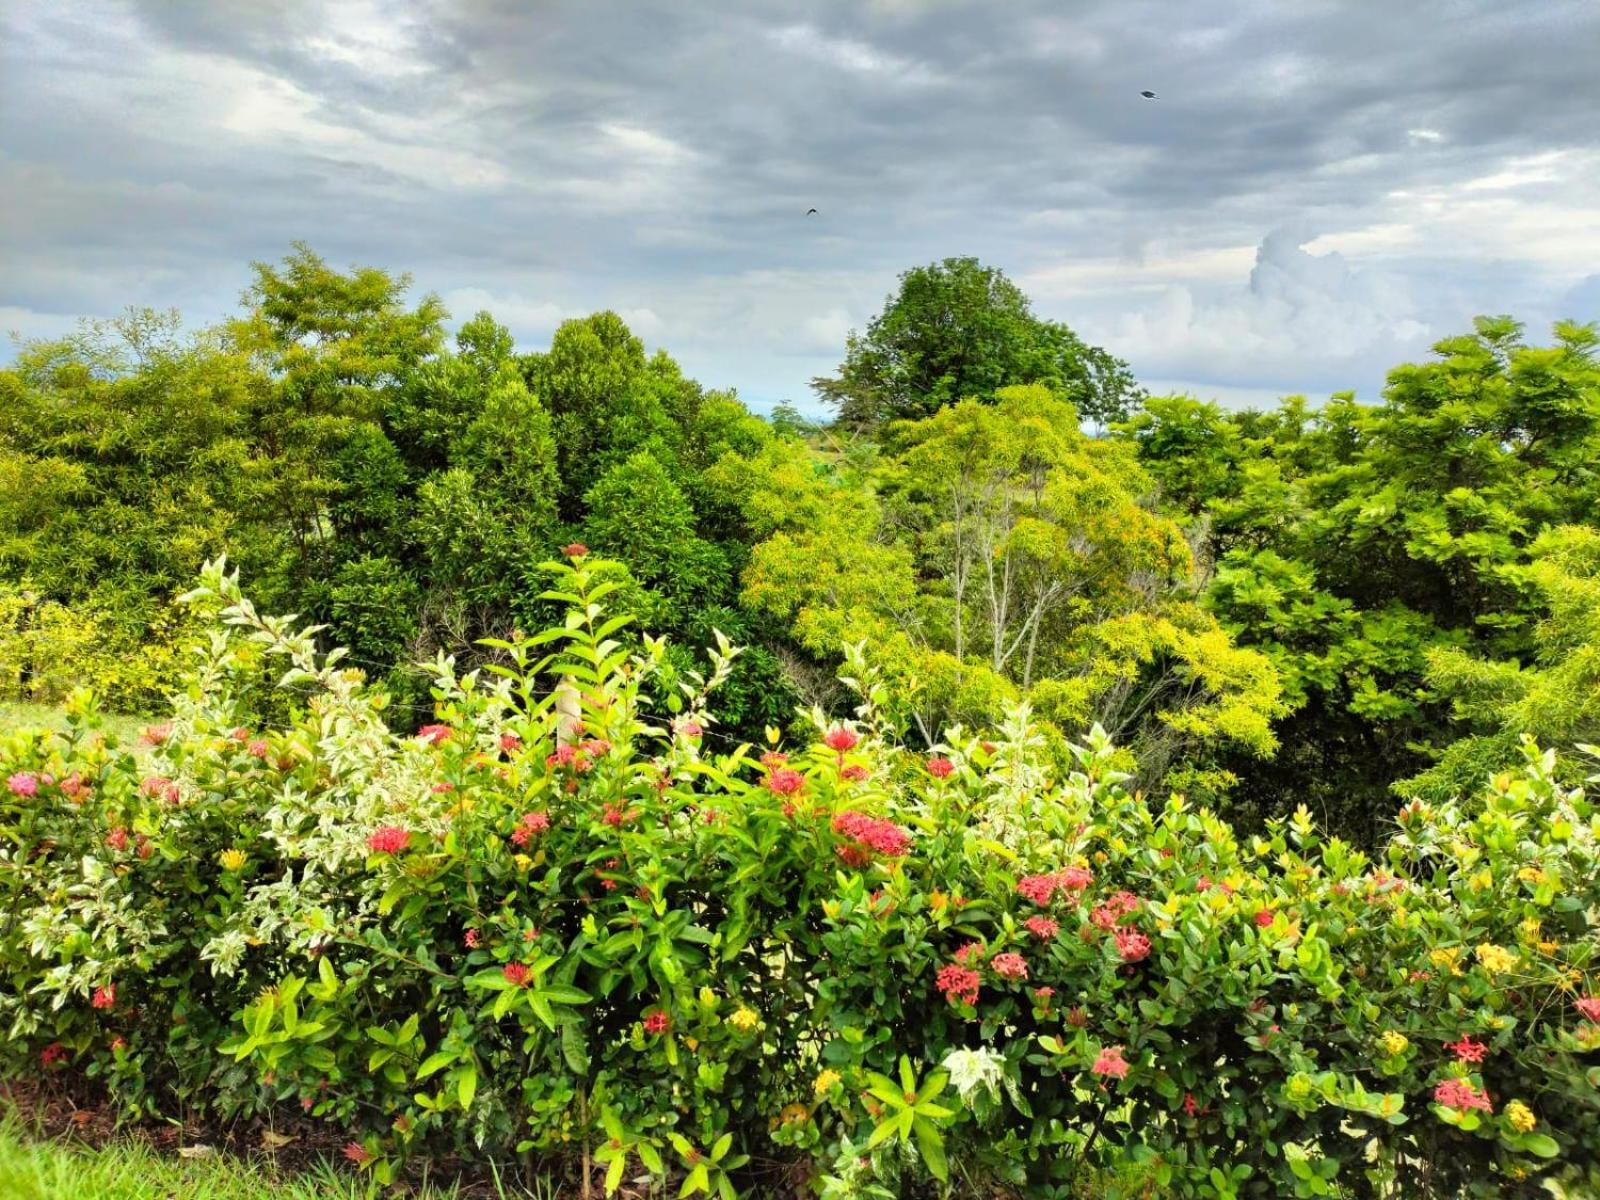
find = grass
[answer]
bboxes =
[0,1114,556,1200]
[0,700,150,747]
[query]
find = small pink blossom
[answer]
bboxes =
[417,724,452,745]
[643,1009,671,1034]
[1575,996,1600,1023]
[502,962,531,986]
[248,739,270,759]
[499,732,522,753]
[7,772,39,798]
[925,756,955,779]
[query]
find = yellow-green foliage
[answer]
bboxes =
[0,585,201,712]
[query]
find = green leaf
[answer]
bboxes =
[913,1117,949,1183]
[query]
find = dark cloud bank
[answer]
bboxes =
[3,0,1598,410]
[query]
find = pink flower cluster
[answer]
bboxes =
[1091,1045,1130,1080]
[1016,866,1094,905]
[765,767,805,796]
[510,810,550,846]
[831,811,912,859]
[925,756,955,779]
[990,951,1029,980]
[7,772,38,798]
[366,826,410,854]
[502,962,531,986]
[1445,1035,1487,1064]
[643,1009,671,1034]
[1576,996,1600,1023]
[1091,890,1141,930]
[1434,1078,1492,1112]
[417,724,452,745]
[823,727,860,753]
[936,963,980,1006]
[1114,928,1152,963]
[546,738,610,773]
[1024,915,1060,940]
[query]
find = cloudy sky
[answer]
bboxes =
[3,0,1599,412]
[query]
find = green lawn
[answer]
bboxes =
[0,1115,553,1200]
[0,701,151,747]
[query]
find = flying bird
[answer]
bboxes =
[1140,90,1157,99]
[807,207,818,215]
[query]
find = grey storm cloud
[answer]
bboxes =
[3,0,1599,410]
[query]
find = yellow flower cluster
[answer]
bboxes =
[1476,944,1519,974]
[1429,946,1463,975]
[728,1007,760,1032]
[814,1068,841,1096]
[1378,1031,1409,1057]
[1506,1100,1537,1133]
[218,848,247,872]
[1517,866,1548,886]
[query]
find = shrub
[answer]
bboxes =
[1,555,1597,1198]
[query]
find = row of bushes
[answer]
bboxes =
[1,553,1597,1197]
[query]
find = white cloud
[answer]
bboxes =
[768,23,941,83]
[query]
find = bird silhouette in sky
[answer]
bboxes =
[1140,90,1157,99]
[807,207,818,215]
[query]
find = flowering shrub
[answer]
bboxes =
[1,555,1598,1198]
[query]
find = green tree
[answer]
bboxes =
[812,257,1142,427]
[1128,318,1600,839]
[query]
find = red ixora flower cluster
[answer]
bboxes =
[417,724,452,745]
[1576,996,1600,1022]
[546,739,610,773]
[1024,915,1060,940]
[366,826,410,855]
[765,767,805,796]
[1091,1045,1130,1080]
[1434,1078,1492,1113]
[990,951,1029,980]
[831,811,912,863]
[936,963,980,1006]
[1091,890,1142,930]
[510,810,551,845]
[343,1142,373,1165]
[1016,866,1095,905]
[40,1042,66,1067]
[823,726,860,754]
[140,775,181,803]
[925,756,955,779]
[91,983,116,1010]
[643,1009,671,1035]
[1114,928,1152,963]
[502,962,531,987]
[499,732,522,754]
[841,764,870,782]
[1254,909,1275,929]
[1445,1035,1488,1064]
[564,542,589,558]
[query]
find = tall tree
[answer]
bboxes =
[812,256,1143,428]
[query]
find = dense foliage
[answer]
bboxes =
[1,556,1597,1200]
[1122,318,1600,840]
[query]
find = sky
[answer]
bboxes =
[3,0,1599,414]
